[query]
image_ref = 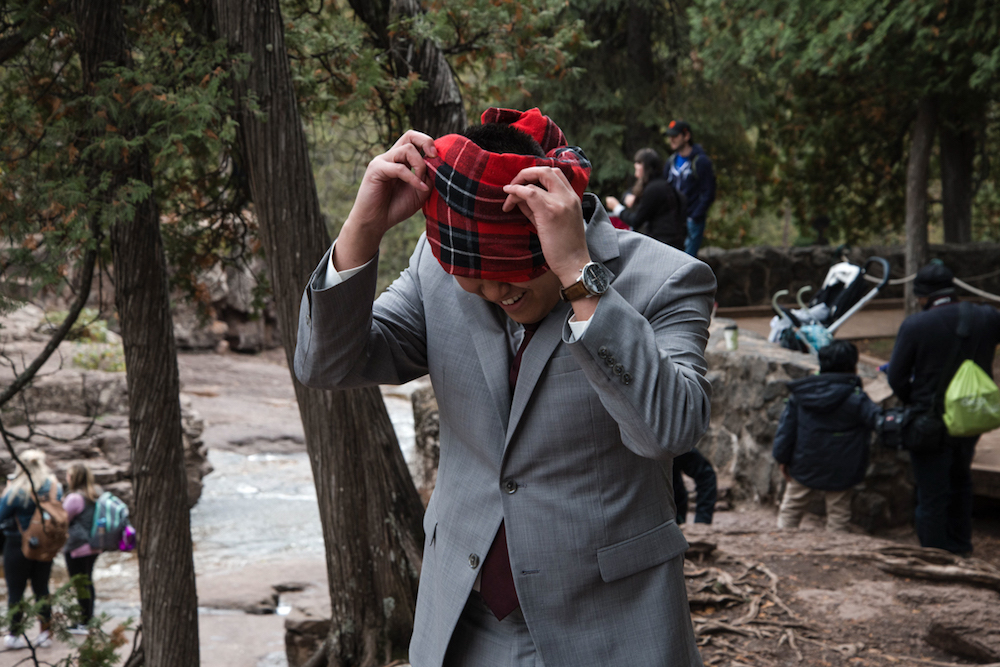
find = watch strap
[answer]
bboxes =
[560,279,592,302]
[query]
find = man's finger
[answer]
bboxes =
[500,185,535,213]
[507,166,573,192]
[391,129,437,158]
[383,161,430,192]
[385,143,429,182]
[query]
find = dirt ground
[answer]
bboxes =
[680,498,1000,667]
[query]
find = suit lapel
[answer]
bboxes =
[505,301,571,450]
[462,288,513,431]
[503,194,622,452]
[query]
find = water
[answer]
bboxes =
[188,384,420,567]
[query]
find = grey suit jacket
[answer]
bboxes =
[295,194,715,667]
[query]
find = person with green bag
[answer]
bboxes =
[887,261,1000,556]
[943,359,1000,437]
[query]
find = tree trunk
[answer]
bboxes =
[623,0,658,155]
[72,1,200,665]
[904,96,935,314]
[940,120,974,244]
[210,1,425,665]
[348,0,466,138]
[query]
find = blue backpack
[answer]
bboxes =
[89,492,130,551]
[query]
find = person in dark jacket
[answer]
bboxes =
[0,450,61,649]
[663,120,716,257]
[773,341,882,531]
[605,148,685,249]
[887,261,1000,555]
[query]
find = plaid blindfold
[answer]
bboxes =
[422,108,591,283]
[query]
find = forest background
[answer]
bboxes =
[1,0,998,666]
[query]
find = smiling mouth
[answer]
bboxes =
[500,293,525,306]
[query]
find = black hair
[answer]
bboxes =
[462,122,546,157]
[818,340,859,374]
[631,147,664,199]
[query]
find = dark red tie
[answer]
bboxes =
[480,321,540,621]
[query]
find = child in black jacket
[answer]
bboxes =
[772,341,882,531]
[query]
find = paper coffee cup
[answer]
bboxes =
[724,325,739,351]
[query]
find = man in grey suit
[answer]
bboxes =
[295,108,715,667]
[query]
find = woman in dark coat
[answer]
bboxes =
[605,148,685,249]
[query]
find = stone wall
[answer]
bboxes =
[702,242,1000,307]
[407,321,916,533]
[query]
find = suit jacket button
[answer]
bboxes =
[614,364,624,375]
[605,355,616,367]
[504,479,518,494]
[622,372,632,385]
[598,346,609,359]
[469,554,480,569]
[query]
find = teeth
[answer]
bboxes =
[501,293,524,306]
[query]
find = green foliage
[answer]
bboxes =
[72,344,127,373]
[0,1,252,317]
[40,309,113,343]
[4,577,133,666]
[690,0,1000,244]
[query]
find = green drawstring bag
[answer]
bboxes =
[943,359,1000,437]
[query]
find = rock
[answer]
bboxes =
[2,368,129,425]
[284,616,331,667]
[282,582,334,667]
[224,316,280,353]
[0,337,212,508]
[0,303,46,343]
[173,301,229,350]
[926,622,1000,663]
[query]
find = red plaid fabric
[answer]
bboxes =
[422,108,591,283]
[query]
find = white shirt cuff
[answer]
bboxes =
[611,203,625,217]
[322,242,373,288]
[567,316,592,342]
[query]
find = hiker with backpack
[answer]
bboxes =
[663,120,716,257]
[886,262,1000,556]
[605,147,686,249]
[0,449,64,650]
[62,463,102,634]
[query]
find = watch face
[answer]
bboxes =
[582,262,610,294]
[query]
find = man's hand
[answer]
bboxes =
[780,464,791,482]
[334,130,437,271]
[605,195,621,211]
[501,167,590,286]
[502,167,598,320]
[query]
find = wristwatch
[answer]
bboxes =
[560,261,611,302]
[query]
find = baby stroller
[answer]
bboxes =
[769,254,891,354]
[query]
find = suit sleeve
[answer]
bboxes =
[563,258,716,461]
[771,398,797,465]
[294,238,430,390]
